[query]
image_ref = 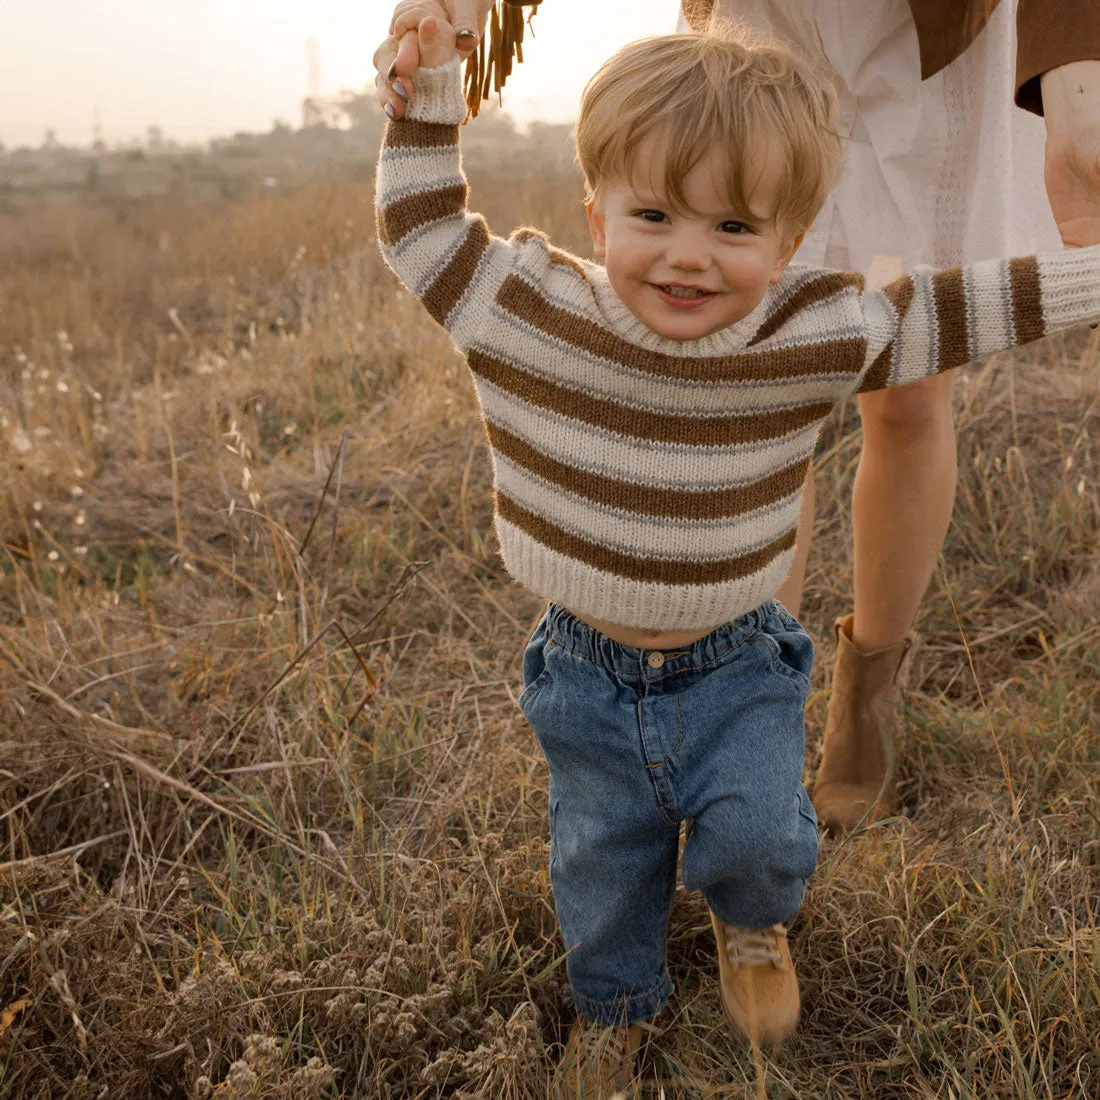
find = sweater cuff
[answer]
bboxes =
[406,59,467,124]
[1036,243,1100,331]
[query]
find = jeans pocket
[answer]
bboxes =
[519,638,556,717]
[759,623,814,694]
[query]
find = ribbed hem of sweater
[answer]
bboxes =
[405,59,467,124]
[496,519,797,631]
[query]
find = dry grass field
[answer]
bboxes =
[1,142,1098,1099]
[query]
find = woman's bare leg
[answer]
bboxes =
[851,371,958,651]
[811,370,957,829]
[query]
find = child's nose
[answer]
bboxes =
[665,235,711,271]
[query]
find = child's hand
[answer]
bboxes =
[375,0,468,120]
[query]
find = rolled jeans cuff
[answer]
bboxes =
[571,970,673,1027]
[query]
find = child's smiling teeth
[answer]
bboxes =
[660,285,710,299]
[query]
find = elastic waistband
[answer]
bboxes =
[543,601,781,684]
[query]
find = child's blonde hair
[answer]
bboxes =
[575,24,841,231]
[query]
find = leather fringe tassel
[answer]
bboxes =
[463,0,541,118]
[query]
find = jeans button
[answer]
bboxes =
[647,651,665,669]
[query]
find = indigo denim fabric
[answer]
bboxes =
[519,600,818,1026]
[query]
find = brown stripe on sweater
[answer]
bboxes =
[1008,256,1044,346]
[497,493,797,584]
[748,272,863,346]
[487,421,809,519]
[933,266,970,371]
[377,183,468,248]
[496,275,865,382]
[858,275,915,393]
[512,228,589,278]
[385,119,459,150]
[422,219,490,325]
[470,350,833,446]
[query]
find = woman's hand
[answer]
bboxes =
[374,0,494,120]
[1042,61,1100,248]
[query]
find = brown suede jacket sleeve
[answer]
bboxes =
[1016,0,1100,114]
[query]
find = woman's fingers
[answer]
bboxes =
[373,31,416,119]
[449,0,488,57]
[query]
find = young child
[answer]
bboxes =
[375,7,1100,1093]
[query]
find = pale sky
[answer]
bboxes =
[0,1,680,149]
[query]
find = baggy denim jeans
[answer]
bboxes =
[519,600,819,1026]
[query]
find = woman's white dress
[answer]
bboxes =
[684,0,1061,286]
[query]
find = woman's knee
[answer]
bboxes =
[858,371,956,447]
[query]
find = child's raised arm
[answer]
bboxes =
[855,249,1100,394]
[375,8,569,355]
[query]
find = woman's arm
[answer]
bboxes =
[1041,61,1100,249]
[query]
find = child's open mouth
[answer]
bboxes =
[652,283,717,308]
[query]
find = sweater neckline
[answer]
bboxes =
[586,262,773,356]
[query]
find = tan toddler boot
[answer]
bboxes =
[556,1018,645,1099]
[710,913,800,1047]
[811,614,913,831]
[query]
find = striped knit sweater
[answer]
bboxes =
[376,60,1100,630]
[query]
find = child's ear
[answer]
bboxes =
[585,198,606,259]
[770,230,804,283]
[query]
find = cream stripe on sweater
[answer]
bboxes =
[376,59,1100,630]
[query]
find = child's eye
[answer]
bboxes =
[633,209,668,224]
[718,220,754,235]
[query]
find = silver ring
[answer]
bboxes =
[455,27,479,39]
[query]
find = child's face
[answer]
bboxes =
[586,142,804,341]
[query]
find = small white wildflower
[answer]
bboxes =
[282,422,297,436]
[276,591,284,602]
[32,501,43,512]
[47,550,59,562]
[15,348,27,364]
[70,485,83,498]
[75,511,86,527]
[74,545,88,557]
[73,466,84,477]
[37,367,49,381]
[32,519,42,529]
[56,379,69,393]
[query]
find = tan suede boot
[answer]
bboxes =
[556,1018,644,1099]
[811,614,913,831]
[710,913,800,1047]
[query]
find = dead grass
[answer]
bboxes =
[0,145,1098,1099]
